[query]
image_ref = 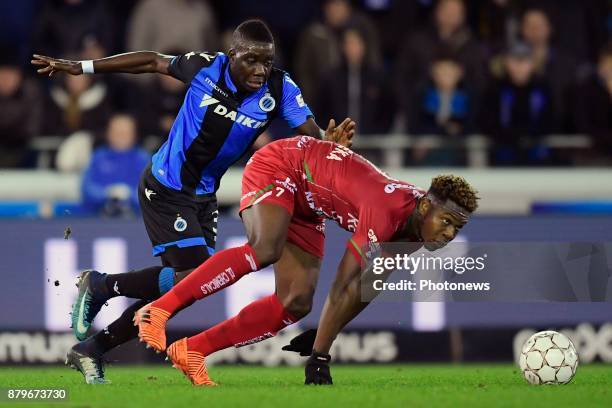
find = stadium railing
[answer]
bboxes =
[350,134,594,168]
[27,133,595,169]
[0,133,607,217]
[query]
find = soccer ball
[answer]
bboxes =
[519,330,578,385]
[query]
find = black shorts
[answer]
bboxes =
[138,166,218,268]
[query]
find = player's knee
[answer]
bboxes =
[281,292,313,320]
[249,242,283,267]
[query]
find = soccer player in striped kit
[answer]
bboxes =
[33,19,355,384]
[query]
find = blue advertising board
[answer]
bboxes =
[1,215,611,332]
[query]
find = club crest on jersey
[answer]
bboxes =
[258,93,276,112]
[174,215,188,232]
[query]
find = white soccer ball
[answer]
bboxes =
[519,330,578,385]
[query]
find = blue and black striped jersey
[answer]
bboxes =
[151,51,313,195]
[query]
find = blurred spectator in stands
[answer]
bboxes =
[317,28,391,135]
[573,45,612,163]
[408,55,472,166]
[33,0,114,57]
[81,114,149,217]
[42,69,112,139]
[520,8,577,131]
[395,0,485,130]
[477,0,521,55]
[409,55,472,136]
[0,55,42,168]
[127,0,218,57]
[481,42,554,165]
[294,0,382,112]
[520,0,603,63]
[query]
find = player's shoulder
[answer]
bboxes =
[360,180,423,215]
[267,68,298,88]
[382,181,425,197]
[173,51,226,67]
[265,67,283,86]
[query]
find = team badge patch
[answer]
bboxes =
[174,215,188,232]
[258,93,276,112]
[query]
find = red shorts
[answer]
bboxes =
[239,151,325,258]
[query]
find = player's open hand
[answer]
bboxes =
[31,54,82,77]
[325,118,355,148]
[282,329,317,356]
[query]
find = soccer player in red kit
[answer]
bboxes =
[135,136,479,385]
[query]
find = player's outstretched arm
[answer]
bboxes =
[31,51,174,77]
[304,250,367,385]
[295,117,356,148]
[312,250,367,355]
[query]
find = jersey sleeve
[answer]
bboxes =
[279,73,314,128]
[168,51,218,84]
[346,207,397,264]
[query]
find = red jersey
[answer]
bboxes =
[240,136,424,261]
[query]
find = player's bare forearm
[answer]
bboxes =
[295,118,324,139]
[89,51,172,74]
[31,51,172,77]
[312,250,368,354]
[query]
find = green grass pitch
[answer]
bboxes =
[0,364,611,408]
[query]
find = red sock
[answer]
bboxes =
[186,294,296,356]
[153,244,259,314]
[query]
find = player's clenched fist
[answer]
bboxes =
[305,352,333,385]
[31,54,82,77]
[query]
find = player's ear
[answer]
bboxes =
[417,197,431,217]
[228,48,236,61]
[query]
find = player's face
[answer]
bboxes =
[229,42,275,93]
[420,206,466,251]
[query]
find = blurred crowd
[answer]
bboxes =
[1,0,612,188]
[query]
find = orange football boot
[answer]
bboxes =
[167,337,216,386]
[134,303,171,352]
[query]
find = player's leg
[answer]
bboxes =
[67,173,216,383]
[69,247,206,350]
[135,203,292,351]
[166,242,321,385]
[86,198,217,301]
[66,298,147,384]
[112,200,218,352]
[70,267,168,342]
[66,245,209,384]
[70,172,214,340]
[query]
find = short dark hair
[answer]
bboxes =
[429,174,479,212]
[233,19,274,44]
